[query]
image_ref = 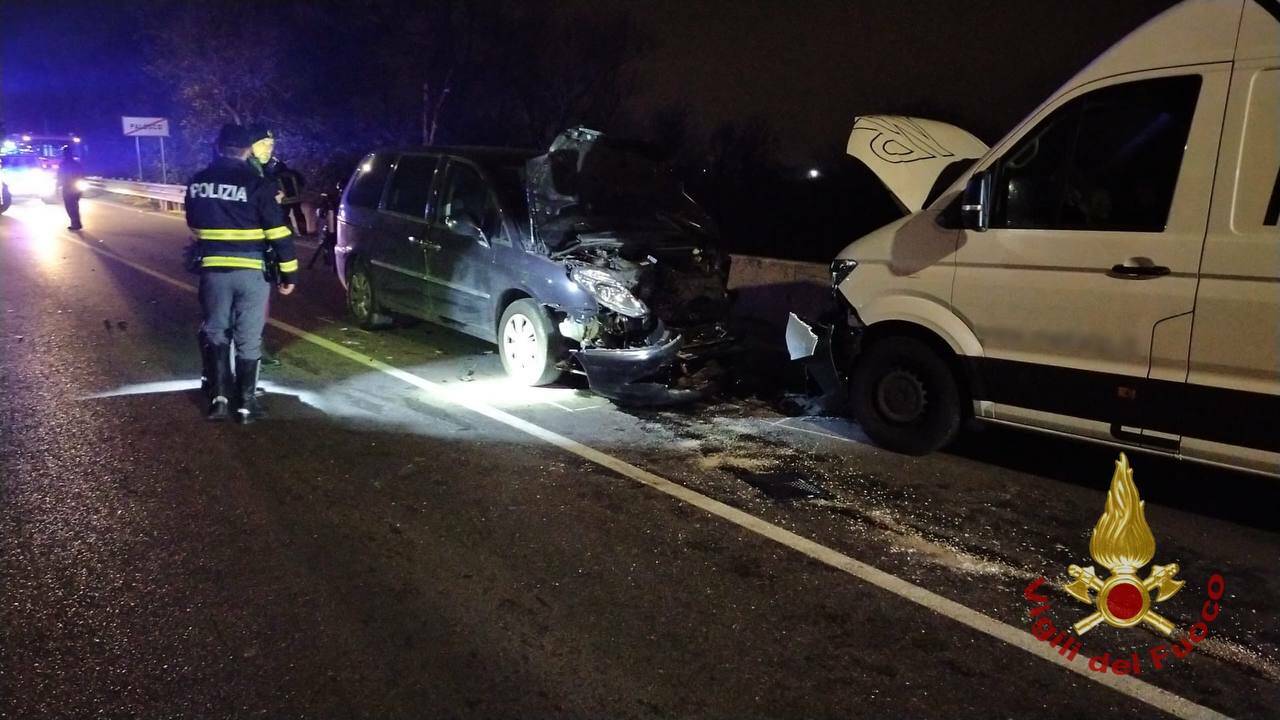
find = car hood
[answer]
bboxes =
[846,115,988,213]
[526,127,716,252]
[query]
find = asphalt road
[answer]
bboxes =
[1,197,1277,719]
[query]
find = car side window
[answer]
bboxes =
[345,154,393,209]
[993,75,1202,232]
[440,162,504,243]
[384,154,439,218]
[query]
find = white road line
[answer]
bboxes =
[549,401,611,413]
[771,417,859,444]
[57,229,1233,720]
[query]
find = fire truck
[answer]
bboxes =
[0,133,85,213]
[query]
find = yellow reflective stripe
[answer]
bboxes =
[263,226,292,240]
[201,256,264,270]
[193,228,268,241]
[277,259,299,273]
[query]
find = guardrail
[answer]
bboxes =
[87,177,187,209]
[90,177,333,233]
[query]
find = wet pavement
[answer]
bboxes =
[1,198,1277,719]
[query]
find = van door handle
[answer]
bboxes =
[1109,263,1170,279]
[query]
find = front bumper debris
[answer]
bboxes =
[784,312,846,414]
[575,330,706,406]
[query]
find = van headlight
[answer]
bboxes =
[74,179,90,193]
[570,267,649,318]
[830,258,858,288]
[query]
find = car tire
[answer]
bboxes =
[498,299,563,386]
[346,262,391,330]
[850,336,962,455]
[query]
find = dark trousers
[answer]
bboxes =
[64,193,82,229]
[199,269,271,361]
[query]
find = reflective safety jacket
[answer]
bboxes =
[184,156,298,282]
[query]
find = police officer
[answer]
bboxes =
[188,124,297,423]
[247,124,275,182]
[247,123,285,367]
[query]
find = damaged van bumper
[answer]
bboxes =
[786,312,848,413]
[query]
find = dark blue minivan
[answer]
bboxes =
[335,128,732,403]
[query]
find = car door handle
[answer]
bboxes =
[408,236,442,251]
[1109,262,1170,279]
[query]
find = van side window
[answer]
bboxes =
[384,155,439,218]
[440,163,504,242]
[1234,69,1280,230]
[993,75,1201,232]
[345,154,393,209]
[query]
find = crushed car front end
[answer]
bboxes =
[528,128,735,404]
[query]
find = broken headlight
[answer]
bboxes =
[830,258,858,288]
[570,266,649,318]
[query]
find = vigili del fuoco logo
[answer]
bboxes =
[1022,453,1226,675]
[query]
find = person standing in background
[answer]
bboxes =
[57,145,85,231]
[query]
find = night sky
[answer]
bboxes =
[620,0,1177,159]
[2,0,1176,169]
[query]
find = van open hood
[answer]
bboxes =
[846,115,989,213]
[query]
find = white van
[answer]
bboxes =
[806,0,1280,477]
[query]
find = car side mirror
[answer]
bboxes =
[961,170,991,232]
[446,214,488,245]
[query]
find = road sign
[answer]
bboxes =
[122,117,171,182]
[122,117,170,137]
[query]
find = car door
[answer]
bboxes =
[1181,58,1280,475]
[372,153,441,316]
[340,153,395,290]
[951,67,1228,447]
[425,159,499,332]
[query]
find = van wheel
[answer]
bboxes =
[347,263,391,330]
[499,299,563,386]
[850,336,961,455]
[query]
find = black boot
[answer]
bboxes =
[235,357,266,424]
[206,344,233,422]
[199,334,214,397]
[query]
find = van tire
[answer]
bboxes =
[498,299,563,386]
[347,262,391,330]
[850,336,961,455]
